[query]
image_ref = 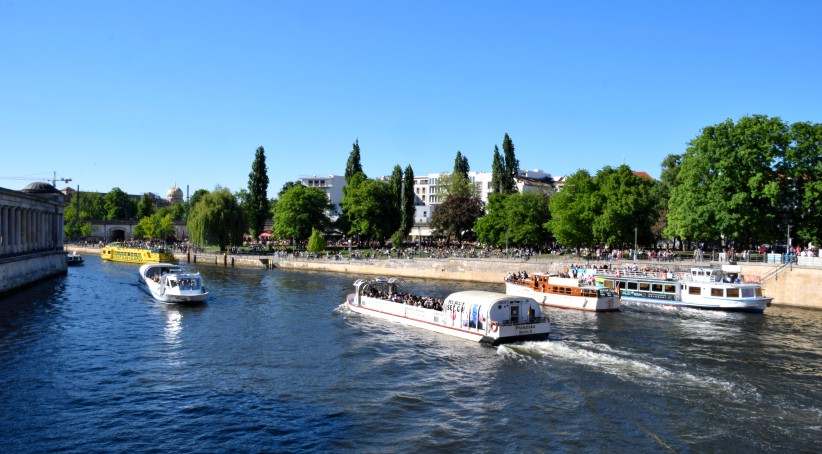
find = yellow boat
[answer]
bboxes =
[100,244,175,264]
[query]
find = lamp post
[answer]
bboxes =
[633,226,638,261]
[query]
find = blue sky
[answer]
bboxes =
[1,0,820,197]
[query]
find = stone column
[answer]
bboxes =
[33,210,39,251]
[38,210,44,250]
[46,212,52,249]
[23,208,30,253]
[14,207,21,254]
[58,214,64,247]
[0,206,6,255]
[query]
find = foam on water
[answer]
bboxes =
[498,340,759,401]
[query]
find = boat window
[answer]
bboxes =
[664,285,676,293]
[726,288,739,298]
[741,288,754,298]
[711,288,723,297]
[689,286,701,295]
[651,284,663,292]
[510,305,519,323]
[619,281,626,289]
[604,280,614,289]
[755,288,763,297]
[639,283,650,291]
[627,282,637,290]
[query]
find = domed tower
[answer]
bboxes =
[21,181,65,204]
[166,185,184,205]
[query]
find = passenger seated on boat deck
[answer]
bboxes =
[504,271,529,282]
[363,287,444,311]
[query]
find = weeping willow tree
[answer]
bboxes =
[187,188,246,251]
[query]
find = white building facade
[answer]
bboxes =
[412,169,554,226]
[298,175,346,218]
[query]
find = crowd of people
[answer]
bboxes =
[363,287,444,311]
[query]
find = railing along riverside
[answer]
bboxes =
[758,262,792,284]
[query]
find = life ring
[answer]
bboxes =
[490,321,499,333]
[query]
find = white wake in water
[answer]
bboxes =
[498,340,760,401]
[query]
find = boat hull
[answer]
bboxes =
[346,296,550,346]
[505,282,619,312]
[618,294,769,313]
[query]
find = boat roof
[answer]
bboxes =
[446,290,527,305]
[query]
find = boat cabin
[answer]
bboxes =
[443,291,547,328]
[525,274,614,298]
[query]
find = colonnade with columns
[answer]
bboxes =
[0,199,64,257]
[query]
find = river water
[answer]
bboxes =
[0,257,819,452]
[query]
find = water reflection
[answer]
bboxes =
[164,308,182,344]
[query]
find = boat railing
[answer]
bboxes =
[498,317,548,326]
[598,270,679,280]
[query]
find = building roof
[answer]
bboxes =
[633,171,654,181]
[21,182,61,194]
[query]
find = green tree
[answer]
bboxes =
[475,192,551,248]
[187,188,246,251]
[666,115,786,244]
[431,194,483,243]
[341,173,399,241]
[345,139,364,182]
[474,194,508,246]
[134,211,175,240]
[547,170,597,251]
[247,146,270,238]
[278,181,300,197]
[652,154,682,241]
[136,193,155,219]
[782,121,822,244]
[401,164,416,236]
[388,164,403,210]
[501,133,519,193]
[453,151,469,179]
[189,189,209,208]
[104,187,136,220]
[591,165,658,247]
[490,146,505,194]
[306,227,327,252]
[64,191,105,239]
[274,184,329,242]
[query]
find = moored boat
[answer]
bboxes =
[66,251,84,266]
[101,243,175,264]
[505,272,619,312]
[595,265,771,313]
[139,263,208,303]
[345,278,551,346]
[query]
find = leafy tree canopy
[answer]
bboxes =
[341,173,400,241]
[187,188,246,251]
[274,184,329,241]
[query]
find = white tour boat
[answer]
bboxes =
[595,265,771,313]
[505,272,619,312]
[139,263,208,303]
[345,278,551,346]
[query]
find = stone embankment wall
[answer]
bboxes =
[739,263,819,310]
[0,251,67,295]
[64,246,822,309]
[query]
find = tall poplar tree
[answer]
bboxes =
[389,164,403,210]
[401,164,416,236]
[502,133,519,193]
[247,145,270,238]
[345,140,364,182]
[490,146,504,194]
[453,151,469,179]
